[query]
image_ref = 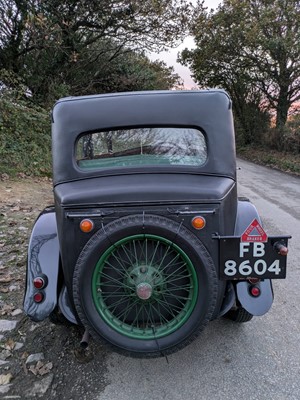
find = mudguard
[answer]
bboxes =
[58,285,78,324]
[233,198,273,316]
[23,207,60,321]
[234,197,263,236]
[218,282,235,317]
[236,280,273,316]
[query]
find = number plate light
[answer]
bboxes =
[248,278,260,284]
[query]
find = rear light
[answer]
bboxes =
[33,277,46,289]
[33,292,44,303]
[191,216,206,230]
[250,285,261,297]
[80,219,94,233]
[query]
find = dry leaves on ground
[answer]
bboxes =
[0,304,15,316]
[0,373,13,385]
[28,361,53,376]
[1,339,16,351]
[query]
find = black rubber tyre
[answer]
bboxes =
[225,307,253,323]
[73,214,218,358]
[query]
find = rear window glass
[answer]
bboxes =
[76,127,207,169]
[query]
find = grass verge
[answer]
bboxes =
[237,146,300,176]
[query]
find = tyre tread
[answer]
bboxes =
[225,307,253,323]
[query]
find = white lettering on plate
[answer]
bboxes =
[253,243,265,257]
[224,259,281,277]
[239,242,265,258]
[239,242,250,257]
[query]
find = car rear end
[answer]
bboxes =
[51,90,238,356]
[24,90,289,357]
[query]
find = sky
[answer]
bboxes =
[149,0,222,88]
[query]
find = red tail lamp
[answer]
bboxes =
[250,285,261,297]
[191,216,206,230]
[33,292,44,303]
[80,219,94,233]
[33,277,46,289]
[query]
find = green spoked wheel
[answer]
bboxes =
[73,214,218,357]
[92,235,198,339]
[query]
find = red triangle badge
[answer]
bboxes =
[241,219,268,242]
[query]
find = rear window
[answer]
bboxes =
[76,127,207,169]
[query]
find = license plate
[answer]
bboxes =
[219,237,288,280]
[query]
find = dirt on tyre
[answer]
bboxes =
[73,214,218,358]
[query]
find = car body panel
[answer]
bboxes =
[232,198,273,315]
[23,209,60,321]
[54,174,235,207]
[236,280,273,316]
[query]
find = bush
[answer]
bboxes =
[262,115,300,154]
[285,115,300,153]
[237,146,300,175]
[234,103,270,147]
[0,96,51,176]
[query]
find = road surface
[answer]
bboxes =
[96,159,300,400]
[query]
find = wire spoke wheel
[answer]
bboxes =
[92,235,198,339]
[73,214,217,357]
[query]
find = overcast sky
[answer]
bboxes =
[149,0,222,88]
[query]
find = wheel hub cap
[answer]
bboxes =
[136,282,153,300]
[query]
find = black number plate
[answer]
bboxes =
[219,237,288,280]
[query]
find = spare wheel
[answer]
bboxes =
[73,214,218,357]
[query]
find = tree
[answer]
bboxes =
[180,0,300,130]
[0,0,190,105]
[65,46,182,96]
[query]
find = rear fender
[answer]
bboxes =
[233,198,273,316]
[236,280,273,316]
[234,197,262,236]
[23,207,60,321]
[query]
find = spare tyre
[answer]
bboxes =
[73,214,218,357]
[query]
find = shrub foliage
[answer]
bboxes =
[0,96,51,176]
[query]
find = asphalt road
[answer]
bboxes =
[97,159,300,400]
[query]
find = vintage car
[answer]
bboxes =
[24,90,290,357]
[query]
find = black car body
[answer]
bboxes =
[24,90,290,357]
